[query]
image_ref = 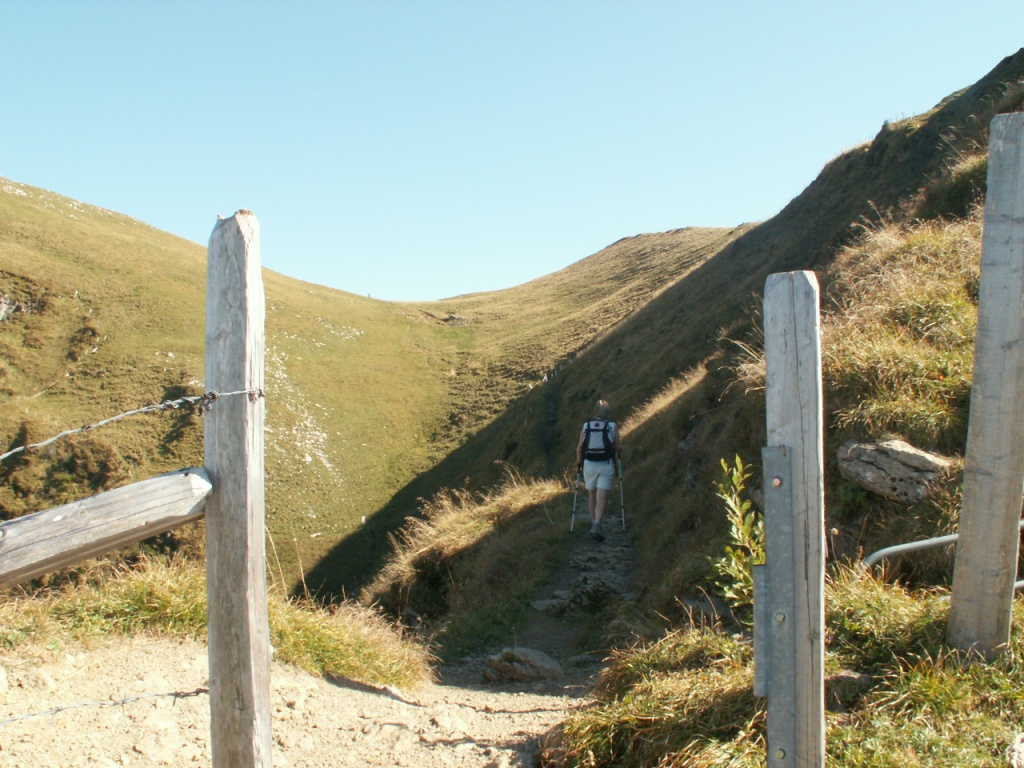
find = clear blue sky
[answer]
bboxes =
[3,2,1023,301]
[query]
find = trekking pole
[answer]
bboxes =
[618,456,626,530]
[570,466,581,532]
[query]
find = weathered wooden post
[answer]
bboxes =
[754,271,825,767]
[948,112,1024,660]
[0,468,210,588]
[205,211,271,766]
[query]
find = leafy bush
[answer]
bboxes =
[710,455,763,623]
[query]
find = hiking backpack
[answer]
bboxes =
[582,419,615,461]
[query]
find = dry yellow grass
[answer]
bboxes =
[822,212,980,451]
[0,557,432,688]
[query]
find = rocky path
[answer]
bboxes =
[0,515,635,768]
[0,637,589,768]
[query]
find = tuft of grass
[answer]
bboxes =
[825,571,1024,767]
[822,213,981,453]
[825,566,948,675]
[565,569,1024,767]
[0,557,432,688]
[360,467,571,660]
[564,628,762,768]
[915,126,988,221]
[268,598,434,687]
[5,557,210,639]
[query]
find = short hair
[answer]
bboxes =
[593,400,611,419]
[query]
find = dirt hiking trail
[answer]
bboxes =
[0,522,635,767]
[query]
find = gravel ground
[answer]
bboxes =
[0,511,634,767]
[0,636,594,768]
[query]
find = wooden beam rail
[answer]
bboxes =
[0,468,210,588]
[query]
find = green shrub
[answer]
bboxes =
[710,455,763,623]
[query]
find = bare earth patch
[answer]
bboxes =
[0,636,593,767]
[0,504,634,767]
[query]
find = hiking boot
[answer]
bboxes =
[589,529,605,543]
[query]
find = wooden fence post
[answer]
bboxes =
[756,271,825,767]
[205,211,271,766]
[948,112,1024,660]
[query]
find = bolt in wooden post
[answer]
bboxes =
[205,211,271,766]
[760,270,825,768]
[948,113,1024,660]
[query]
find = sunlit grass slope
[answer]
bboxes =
[0,181,461,586]
[309,224,750,596]
[563,572,1024,767]
[0,178,742,595]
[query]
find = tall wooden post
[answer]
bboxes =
[756,271,825,767]
[948,113,1024,660]
[205,211,271,766]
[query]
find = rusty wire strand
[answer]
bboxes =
[0,687,210,728]
[0,389,264,463]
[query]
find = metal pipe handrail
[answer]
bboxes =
[861,518,1024,591]
[862,533,960,569]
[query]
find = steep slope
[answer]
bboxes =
[544,48,1024,611]
[401,225,748,459]
[303,225,750,596]
[0,184,458,585]
[356,49,1024,619]
[0,180,738,594]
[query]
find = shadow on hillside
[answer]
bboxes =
[300,49,1024,603]
[300,413,543,600]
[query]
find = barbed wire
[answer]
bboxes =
[0,389,264,463]
[0,686,210,728]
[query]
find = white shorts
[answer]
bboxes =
[583,459,615,491]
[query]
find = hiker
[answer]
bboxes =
[576,399,621,542]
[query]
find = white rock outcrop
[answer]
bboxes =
[837,439,950,503]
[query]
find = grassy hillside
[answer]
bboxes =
[364,49,1024,618]
[0,185,454,586]
[0,178,741,595]
[4,49,1023,598]
[306,224,751,595]
[5,50,1024,604]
